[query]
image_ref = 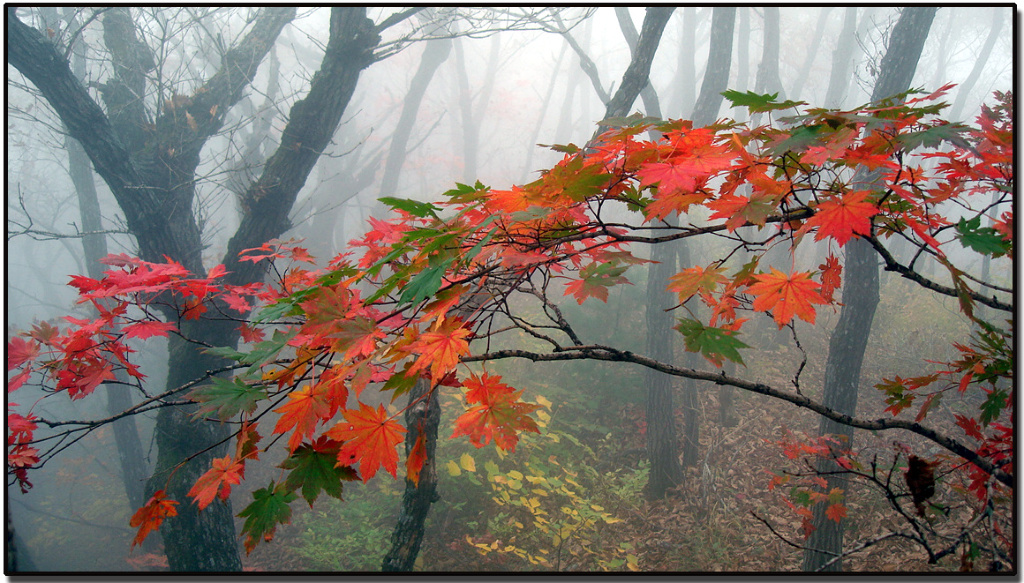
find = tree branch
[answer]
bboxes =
[461,345,1012,487]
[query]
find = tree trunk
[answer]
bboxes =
[379,37,453,198]
[452,35,500,183]
[8,6,381,571]
[750,7,783,127]
[382,378,441,571]
[789,8,833,101]
[823,7,859,109]
[602,7,674,124]
[949,8,1004,121]
[733,8,750,122]
[802,7,937,572]
[49,6,152,517]
[668,7,697,118]
[692,8,736,128]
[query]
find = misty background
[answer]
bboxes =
[6,6,1013,572]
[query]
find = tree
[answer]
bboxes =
[11,82,1011,572]
[9,6,385,571]
[948,8,1005,121]
[7,6,595,571]
[802,7,938,572]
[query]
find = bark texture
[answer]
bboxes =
[381,378,441,571]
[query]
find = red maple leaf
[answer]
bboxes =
[451,373,540,452]
[327,402,406,481]
[8,337,40,370]
[406,432,426,486]
[121,320,177,340]
[7,412,37,445]
[747,268,828,328]
[238,323,265,344]
[129,490,178,549]
[272,384,331,452]
[801,190,878,246]
[818,255,842,302]
[188,455,245,510]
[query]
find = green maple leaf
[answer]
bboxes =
[240,328,298,375]
[979,388,1009,427]
[237,481,298,553]
[956,216,1011,258]
[398,257,455,307]
[674,319,748,366]
[378,196,441,218]
[722,90,805,113]
[281,439,358,507]
[188,377,266,421]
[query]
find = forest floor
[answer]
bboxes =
[241,365,975,573]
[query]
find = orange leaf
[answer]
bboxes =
[327,402,406,481]
[406,432,426,486]
[825,503,847,523]
[409,319,472,380]
[747,268,828,328]
[188,455,245,511]
[802,190,878,246]
[666,265,727,304]
[818,255,842,302]
[129,490,178,549]
[451,373,541,452]
[707,191,779,231]
[272,384,331,452]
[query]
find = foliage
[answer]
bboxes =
[291,479,402,571]
[6,88,1013,567]
[457,406,645,571]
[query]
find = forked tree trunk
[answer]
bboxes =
[7,6,381,570]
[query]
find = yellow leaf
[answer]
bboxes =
[536,395,552,409]
[508,470,524,480]
[590,504,605,511]
[446,460,461,476]
[460,453,476,472]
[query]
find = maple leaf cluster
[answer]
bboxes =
[6,89,1013,555]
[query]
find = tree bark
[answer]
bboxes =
[803,7,937,572]
[692,8,736,128]
[381,378,441,571]
[823,8,859,109]
[452,35,500,183]
[750,7,783,127]
[602,7,674,122]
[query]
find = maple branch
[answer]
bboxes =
[31,363,247,430]
[867,235,1013,312]
[462,346,1013,488]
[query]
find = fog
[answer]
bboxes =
[5,6,1014,573]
